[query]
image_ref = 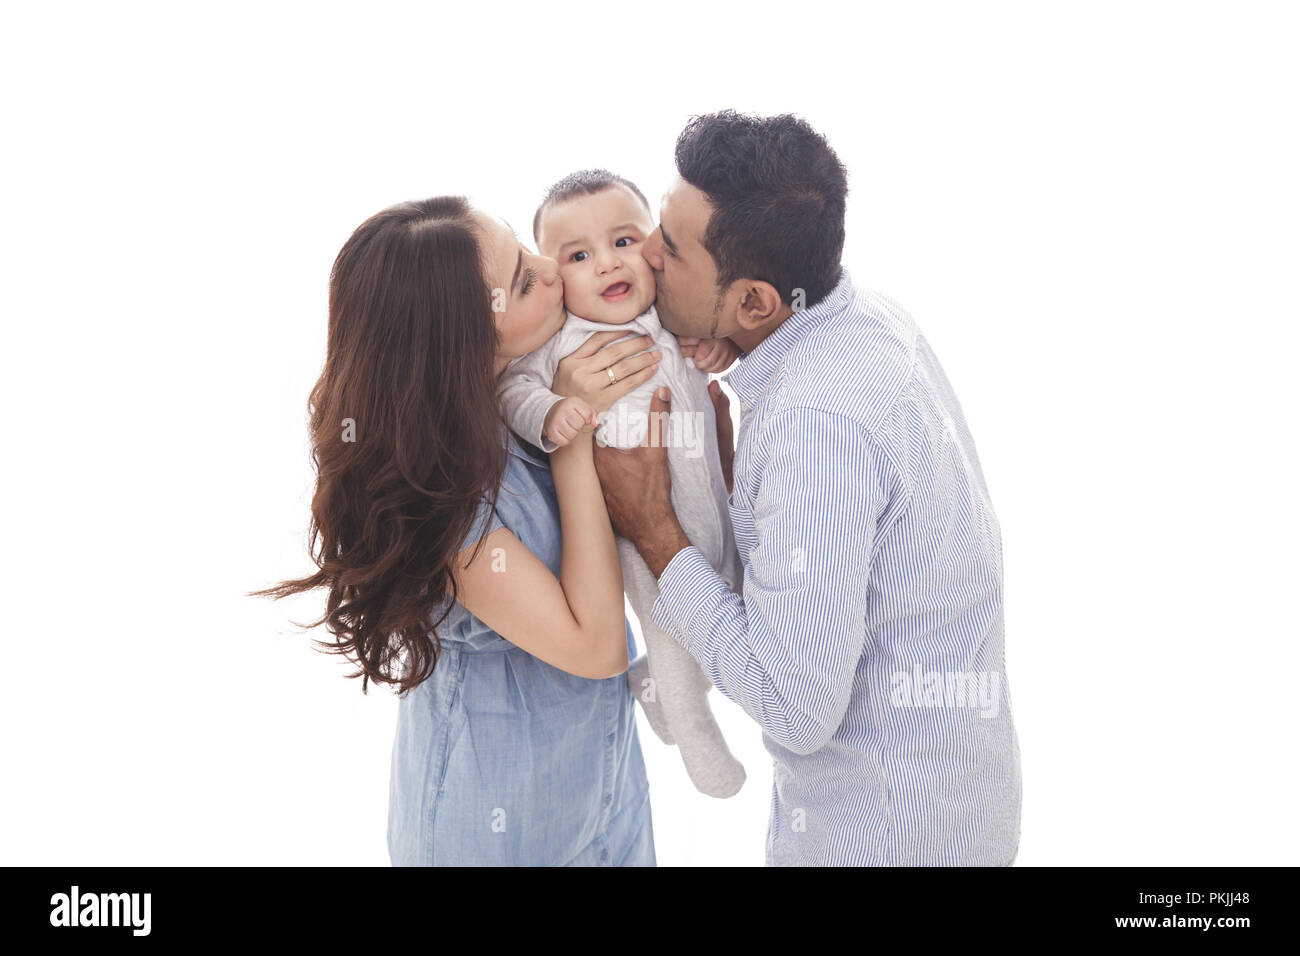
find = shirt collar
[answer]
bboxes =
[723,265,854,408]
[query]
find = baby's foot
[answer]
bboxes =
[669,696,747,799]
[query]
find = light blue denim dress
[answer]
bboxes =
[387,428,656,866]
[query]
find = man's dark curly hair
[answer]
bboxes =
[674,110,848,308]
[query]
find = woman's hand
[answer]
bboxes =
[552,330,662,415]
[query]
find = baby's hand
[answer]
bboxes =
[544,396,598,447]
[686,336,741,373]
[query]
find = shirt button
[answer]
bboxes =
[600,848,609,862]
[606,732,615,743]
[604,794,612,806]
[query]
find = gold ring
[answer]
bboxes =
[606,366,619,385]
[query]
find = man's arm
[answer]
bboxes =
[595,392,892,755]
[654,406,888,754]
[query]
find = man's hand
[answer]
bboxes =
[592,386,693,578]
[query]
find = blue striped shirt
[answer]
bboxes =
[650,266,1022,865]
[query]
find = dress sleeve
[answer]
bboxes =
[430,481,510,644]
[461,488,507,554]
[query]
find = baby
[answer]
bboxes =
[497,169,746,799]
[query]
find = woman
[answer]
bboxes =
[266,195,664,865]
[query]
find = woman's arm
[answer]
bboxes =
[549,430,626,657]
[448,430,632,680]
[449,333,664,678]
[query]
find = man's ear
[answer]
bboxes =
[733,279,793,333]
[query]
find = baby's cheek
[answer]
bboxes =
[566,282,599,316]
[632,260,656,293]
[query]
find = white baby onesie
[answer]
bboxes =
[497,303,747,798]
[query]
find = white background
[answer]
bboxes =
[2,1,1296,866]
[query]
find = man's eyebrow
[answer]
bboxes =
[660,220,679,254]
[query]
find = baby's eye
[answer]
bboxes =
[571,251,588,263]
[615,236,637,247]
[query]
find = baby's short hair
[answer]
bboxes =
[532,168,652,245]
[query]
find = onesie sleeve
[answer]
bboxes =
[497,349,563,453]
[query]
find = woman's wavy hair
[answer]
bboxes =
[259,196,507,695]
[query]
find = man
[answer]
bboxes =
[593,110,1022,865]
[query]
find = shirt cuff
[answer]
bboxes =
[650,545,730,656]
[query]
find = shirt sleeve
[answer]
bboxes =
[649,406,891,756]
[497,350,563,453]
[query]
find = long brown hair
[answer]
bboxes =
[260,196,507,695]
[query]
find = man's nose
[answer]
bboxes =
[641,229,664,270]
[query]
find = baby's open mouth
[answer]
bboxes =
[601,281,632,302]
